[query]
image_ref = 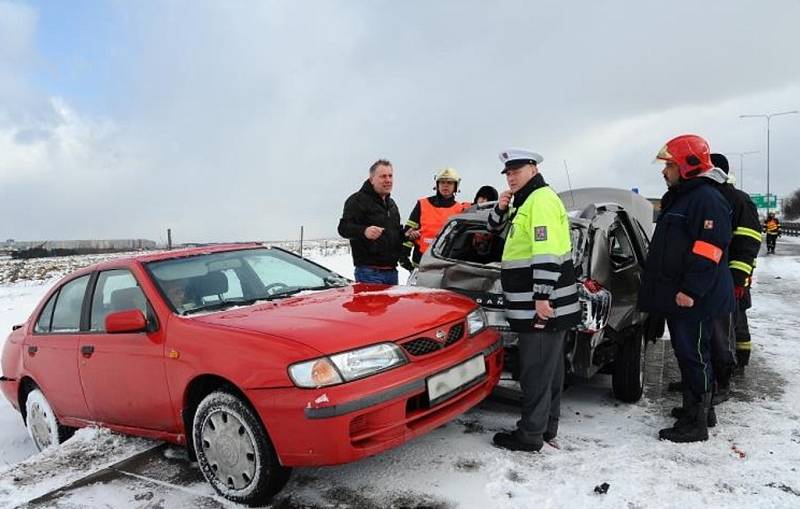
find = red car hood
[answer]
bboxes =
[190,284,476,354]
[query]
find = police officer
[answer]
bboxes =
[489,148,580,452]
[402,168,471,267]
[639,134,734,443]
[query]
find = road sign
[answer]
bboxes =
[749,193,777,209]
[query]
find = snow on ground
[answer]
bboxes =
[0,240,799,508]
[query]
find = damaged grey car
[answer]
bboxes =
[409,187,664,403]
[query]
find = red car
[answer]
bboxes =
[0,244,502,505]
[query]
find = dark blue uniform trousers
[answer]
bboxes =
[667,316,715,399]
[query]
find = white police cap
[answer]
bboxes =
[499,148,544,174]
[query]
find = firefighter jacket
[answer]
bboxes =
[487,173,580,333]
[402,194,470,264]
[638,177,735,320]
[716,183,761,291]
[338,180,404,267]
[765,217,781,236]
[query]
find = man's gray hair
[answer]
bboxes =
[369,159,393,174]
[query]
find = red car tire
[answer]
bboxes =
[24,387,73,452]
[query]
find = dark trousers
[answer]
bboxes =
[766,234,778,253]
[734,299,752,366]
[710,313,736,387]
[354,266,398,285]
[516,330,566,442]
[667,316,714,399]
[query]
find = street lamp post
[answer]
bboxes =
[740,110,799,214]
[727,150,759,191]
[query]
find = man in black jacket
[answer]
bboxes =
[639,134,734,443]
[711,153,761,379]
[338,159,406,284]
[668,153,762,405]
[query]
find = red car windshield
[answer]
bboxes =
[145,248,348,315]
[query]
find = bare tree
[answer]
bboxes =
[783,188,800,220]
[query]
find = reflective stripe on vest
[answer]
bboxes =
[416,199,470,254]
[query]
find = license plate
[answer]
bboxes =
[427,355,486,405]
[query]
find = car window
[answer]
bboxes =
[34,292,58,334]
[147,248,345,315]
[50,275,90,333]
[247,253,324,289]
[608,224,636,271]
[90,269,148,332]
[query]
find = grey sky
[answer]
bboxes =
[1,0,799,243]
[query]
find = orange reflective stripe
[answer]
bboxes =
[692,240,723,263]
[417,199,470,254]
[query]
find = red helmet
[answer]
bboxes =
[655,134,713,179]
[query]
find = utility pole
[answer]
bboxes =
[167,228,172,250]
[740,110,798,213]
[299,226,304,258]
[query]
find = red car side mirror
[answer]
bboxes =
[105,309,148,334]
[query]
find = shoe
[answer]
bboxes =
[493,431,543,452]
[712,385,730,406]
[670,405,716,427]
[667,380,684,392]
[660,393,712,443]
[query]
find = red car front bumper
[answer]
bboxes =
[248,328,502,467]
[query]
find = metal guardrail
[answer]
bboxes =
[780,222,800,237]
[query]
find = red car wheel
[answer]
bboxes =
[25,388,73,452]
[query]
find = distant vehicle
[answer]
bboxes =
[0,244,502,506]
[410,188,664,403]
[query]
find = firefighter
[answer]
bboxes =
[639,134,734,443]
[402,168,471,267]
[712,154,761,379]
[489,148,580,452]
[764,212,781,254]
[667,153,762,406]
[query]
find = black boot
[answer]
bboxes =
[493,430,543,452]
[659,393,712,443]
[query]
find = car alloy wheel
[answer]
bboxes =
[193,390,290,505]
[25,388,66,452]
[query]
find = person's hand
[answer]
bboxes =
[405,229,421,240]
[364,226,384,240]
[497,190,513,211]
[734,286,747,300]
[535,300,554,318]
[676,292,694,307]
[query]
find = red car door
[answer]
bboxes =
[23,275,92,421]
[77,268,176,431]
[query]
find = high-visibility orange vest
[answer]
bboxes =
[416,199,470,254]
[765,218,780,234]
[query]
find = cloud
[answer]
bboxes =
[2,0,800,243]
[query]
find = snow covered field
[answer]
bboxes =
[1,241,799,508]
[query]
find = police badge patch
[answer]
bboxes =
[534,226,548,241]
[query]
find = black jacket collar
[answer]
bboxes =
[360,180,391,205]
[513,173,548,209]
[661,177,711,210]
[428,193,457,207]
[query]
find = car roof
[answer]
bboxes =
[557,187,654,235]
[90,243,266,271]
[449,187,653,235]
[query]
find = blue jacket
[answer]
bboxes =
[638,177,735,320]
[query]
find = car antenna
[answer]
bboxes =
[563,159,576,208]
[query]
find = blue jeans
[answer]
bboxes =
[354,266,398,285]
